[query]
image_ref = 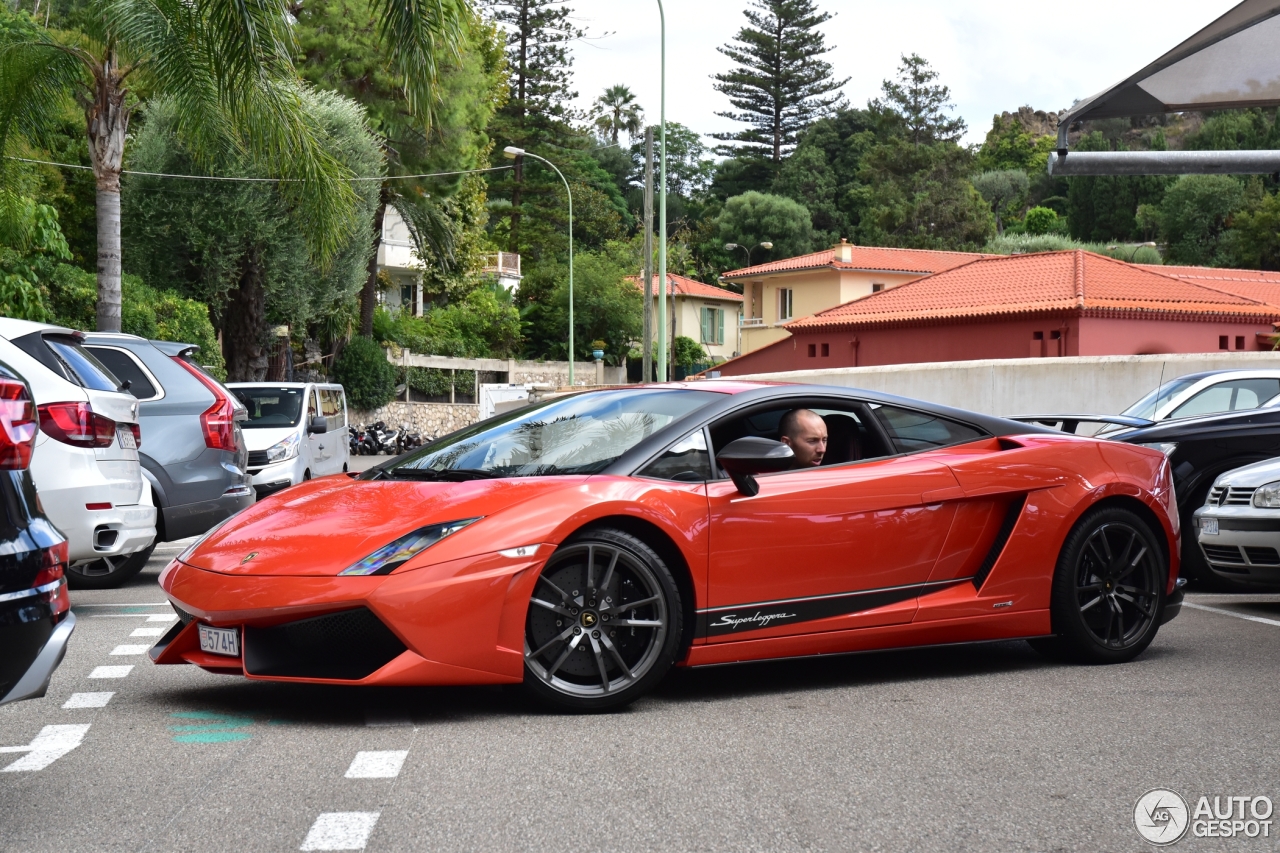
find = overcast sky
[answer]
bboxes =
[565,0,1241,148]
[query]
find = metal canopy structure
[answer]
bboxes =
[1049,0,1280,176]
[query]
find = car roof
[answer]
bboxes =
[226,381,342,389]
[0,318,78,340]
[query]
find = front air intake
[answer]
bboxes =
[243,608,406,680]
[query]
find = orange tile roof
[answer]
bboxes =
[1140,263,1280,307]
[627,273,743,302]
[722,245,988,279]
[788,250,1280,331]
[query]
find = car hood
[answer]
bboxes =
[1213,456,1280,490]
[181,474,585,576]
[1115,406,1280,444]
[241,426,301,452]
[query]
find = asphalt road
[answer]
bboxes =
[2,542,1278,852]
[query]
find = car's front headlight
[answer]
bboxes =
[1253,481,1280,508]
[1140,442,1179,456]
[266,433,300,464]
[338,518,481,576]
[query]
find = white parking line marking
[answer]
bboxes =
[147,614,178,623]
[131,627,167,637]
[1,725,91,772]
[89,665,133,679]
[300,812,380,850]
[110,644,151,656]
[364,709,411,727]
[345,751,408,779]
[63,692,114,709]
[1183,601,1280,627]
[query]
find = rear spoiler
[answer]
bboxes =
[1010,414,1155,435]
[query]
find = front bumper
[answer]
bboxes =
[1193,505,1280,585]
[246,456,304,501]
[0,611,75,706]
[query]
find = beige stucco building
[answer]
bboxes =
[630,274,745,362]
[722,240,988,354]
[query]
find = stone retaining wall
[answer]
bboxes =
[349,402,481,439]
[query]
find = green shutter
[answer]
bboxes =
[717,308,724,345]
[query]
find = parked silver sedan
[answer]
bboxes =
[1194,457,1280,589]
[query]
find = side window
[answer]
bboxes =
[320,389,345,429]
[708,402,895,472]
[871,404,986,453]
[307,390,319,420]
[1170,378,1280,419]
[85,347,159,400]
[640,430,711,482]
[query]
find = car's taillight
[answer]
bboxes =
[35,539,70,619]
[0,377,38,469]
[130,422,142,448]
[38,402,116,448]
[171,357,239,451]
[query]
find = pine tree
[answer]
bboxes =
[482,0,585,252]
[711,0,849,163]
[875,54,966,147]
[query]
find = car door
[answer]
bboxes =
[304,388,326,474]
[702,400,975,643]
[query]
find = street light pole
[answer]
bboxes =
[1108,241,1158,263]
[656,0,667,383]
[724,241,774,269]
[504,146,574,385]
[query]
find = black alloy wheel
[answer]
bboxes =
[66,542,155,590]
[523,528,682,711]
[1032,507,1166,664]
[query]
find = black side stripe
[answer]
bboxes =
[972,495,1027,590]
[696,578,969,637]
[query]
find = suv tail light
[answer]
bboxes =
[38,402,116,448]
[0,377,38,469]
[34,539,70,620]
[129,422,142,448]
[172,357,240,451]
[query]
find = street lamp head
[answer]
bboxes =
[723,243,741,251]
[503,146,525,159]
[759,242,774,250]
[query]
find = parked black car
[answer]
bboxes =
[1019,408,1280,589]
[0,359,74,706]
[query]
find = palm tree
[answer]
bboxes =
[0,0,465,332]
[592,84,643,145]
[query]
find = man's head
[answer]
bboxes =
[778,409,827,467]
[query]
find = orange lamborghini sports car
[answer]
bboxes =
[152,383,1184,710]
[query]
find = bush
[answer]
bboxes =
[401,367,476,399]
[672,336,708,368]
[333,336,396,410]
[1024,207,1060,236]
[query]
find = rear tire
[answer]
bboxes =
[1031,507,1166,664]
[522,528,683,712]
[66,542,155,590]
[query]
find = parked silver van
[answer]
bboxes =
[227,383,349,499]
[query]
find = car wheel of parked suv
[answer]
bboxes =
[66,542,155,589]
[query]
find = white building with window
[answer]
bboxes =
[631,274,745,362]
[376,207,424,316]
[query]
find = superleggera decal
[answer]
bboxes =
[697,579,969,637]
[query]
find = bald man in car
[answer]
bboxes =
[778,408,827,468]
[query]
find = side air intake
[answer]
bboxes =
[972,496,1026,590]
[244,608,406,680]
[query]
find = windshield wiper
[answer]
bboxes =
[385,467,498,482]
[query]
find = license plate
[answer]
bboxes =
[198,624,240,657]
[1201,517,1219,535]
[117,426,136,450]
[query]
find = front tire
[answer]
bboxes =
[66,542,156,590]
[1031,507,1166,664]
[523,528,683,712]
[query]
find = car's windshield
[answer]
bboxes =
[231,387,306,429]
[1120,376,1202,421]
[369,389,720,480]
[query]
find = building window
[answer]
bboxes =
[700,307,725,346]
[778,288,794,321]
[871,283,885,293]
[1237,335,1246,350]
[821,343,830,357]
[807,344,816,358]
[1220,335,1230,350]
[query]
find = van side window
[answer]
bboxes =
[320,389,344,429]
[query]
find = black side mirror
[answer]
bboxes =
[307,416,328,435]
[716,437,794,496]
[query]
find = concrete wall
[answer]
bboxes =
[721,352,1280,418]
[350,401,480,439]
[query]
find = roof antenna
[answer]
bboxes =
[1153,361,1167,417]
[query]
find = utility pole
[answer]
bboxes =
[642,127,654,383]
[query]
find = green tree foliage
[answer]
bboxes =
[770,108,878,246]
[712,0,848,163]
[373,284,521,358]
[592,85,643,145]
[1066,131,1171,242]
[1152,175,1246,267]
[857,140,993,250]
[1023,206,1060,236]
[121,92,382,380]
[672,335,708,368]
[333,335,396,410]
[971,170,1029,234]
[519,241,641,364]
[716,191,814,260]
[1184,109,1280,153]
[874,54,965,146]
[1230,192,1280,270]
[0,196,67,321]
[976,114,1057,174]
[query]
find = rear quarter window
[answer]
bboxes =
[872,404,987,454]
[85,347,159,399]
[13,333,120,392]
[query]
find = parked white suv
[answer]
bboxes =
[0,320,156,583]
